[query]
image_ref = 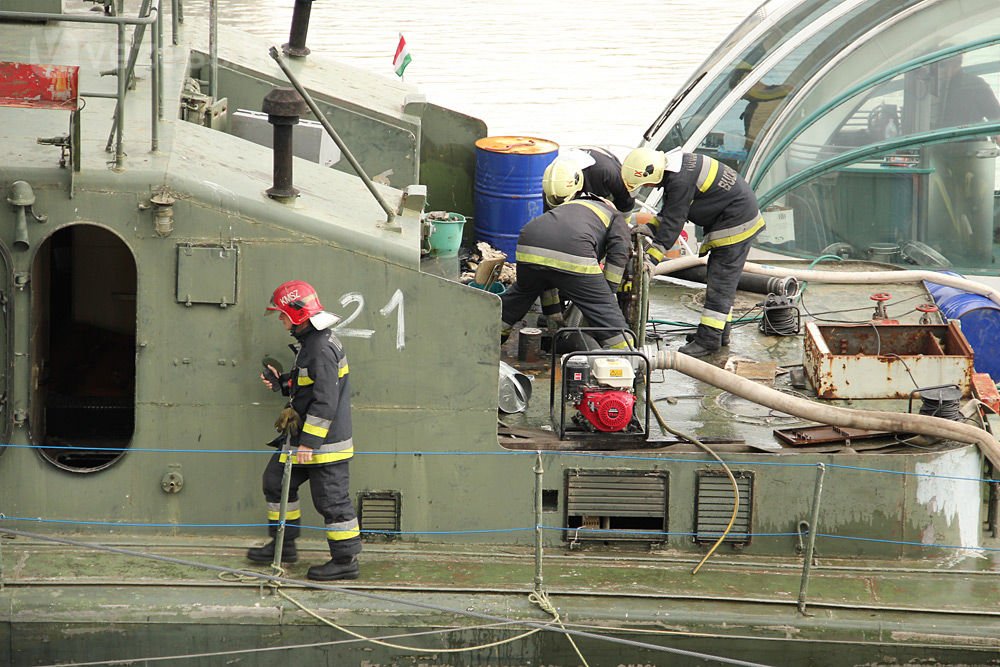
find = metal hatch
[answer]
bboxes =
[565,469,668,543]
[176,244,238,307]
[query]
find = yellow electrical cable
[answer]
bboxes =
[649,401,740,575]
[529,589,591,667]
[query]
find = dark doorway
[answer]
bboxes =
[32,225,136,472]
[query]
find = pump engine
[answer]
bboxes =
[565,356,636,433]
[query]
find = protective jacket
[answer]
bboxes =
[649,152,764,256]
[580,147,635,213]
[277,319,353,466]
[515,196,630,289]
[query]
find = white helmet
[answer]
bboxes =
[542,157,584,207]
[621,146,667,193]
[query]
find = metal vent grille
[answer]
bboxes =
[565,470,668,542]
[695,470,753,545]
[358,491,401,538]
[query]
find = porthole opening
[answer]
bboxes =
[32,226,136,472]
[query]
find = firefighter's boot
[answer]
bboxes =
[307,555,360,581]
[678,339,720,358]
[246,538,298,564]
[686,322,731,346]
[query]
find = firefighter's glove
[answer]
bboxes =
[274,407,301,436]
[631,223,656,239]
[546,311,565,332]
[261,364,282,392]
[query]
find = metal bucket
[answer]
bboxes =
[925,273,1000,380]
[425,212,466,258]
[473,136,558,259]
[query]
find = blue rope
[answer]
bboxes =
[4,441,998,483]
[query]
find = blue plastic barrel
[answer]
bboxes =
[474,136,558,259]
[924,272,1000,380]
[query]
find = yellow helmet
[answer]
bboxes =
[542,157,584,207]
[621,146,666,193]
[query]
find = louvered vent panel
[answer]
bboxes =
[565,470,668,542]
[358,491,401,537]
[695,470,753,545]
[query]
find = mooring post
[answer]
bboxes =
[534,451,544,594]
[797,462,826,614]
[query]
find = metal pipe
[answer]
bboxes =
[157,0,164,120]
[171,0,179,45]
[104,0,155,159]
[0,10,156,25]
[283,0,313,58]
[268,47,397,224]
[114,21,126,169]
[533,452,544,594]
[272,437,295,574]
[209,0,218,100]
[150,5,159,151]
[797,463,826,615]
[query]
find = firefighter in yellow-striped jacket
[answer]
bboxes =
[500,157,632,350]
[622,147,765,357]
[247,280,362,581]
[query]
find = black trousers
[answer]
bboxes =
[501,264,629,347]
[693,239,754,347]
[262,455,362,560]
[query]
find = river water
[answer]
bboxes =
[184,0,763,151]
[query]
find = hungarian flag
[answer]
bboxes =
[393,33,412,78]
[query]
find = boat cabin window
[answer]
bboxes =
[654,0,907,159]
[753,35,1000,273]
[32,225,136,472]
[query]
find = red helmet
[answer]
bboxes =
[266,280,324,326]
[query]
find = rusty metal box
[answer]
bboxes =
[803,321,973,399]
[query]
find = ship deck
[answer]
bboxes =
[4,531,1000,665]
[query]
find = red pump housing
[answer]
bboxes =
[576,388,635,432]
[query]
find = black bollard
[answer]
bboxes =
[282,0,314,58]
[262,87,308,201]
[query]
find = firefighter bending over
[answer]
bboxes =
[622,147,765,358]
[500,156,632,350]
[247,280,362,581]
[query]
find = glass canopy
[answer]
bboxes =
[644,0,1000,275]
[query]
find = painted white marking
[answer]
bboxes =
[379,289,406,350]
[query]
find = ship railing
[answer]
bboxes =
[2,442,1000,614]
[0,0,184,171]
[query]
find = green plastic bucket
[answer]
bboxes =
[426,213,466,257]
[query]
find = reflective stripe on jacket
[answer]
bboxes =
[653,153,764,256]
[514,196,630,289]
[280,321,353,465]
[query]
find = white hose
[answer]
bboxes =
[642,347,1000,468]
[651,256,1000,307]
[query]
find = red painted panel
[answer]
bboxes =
[0,62,79,110]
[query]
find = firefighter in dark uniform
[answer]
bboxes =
[501,157,632,349]
[537,149,636,327]
[247,280,362,581]
[622,147,765,357]
[577,146,636,213]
